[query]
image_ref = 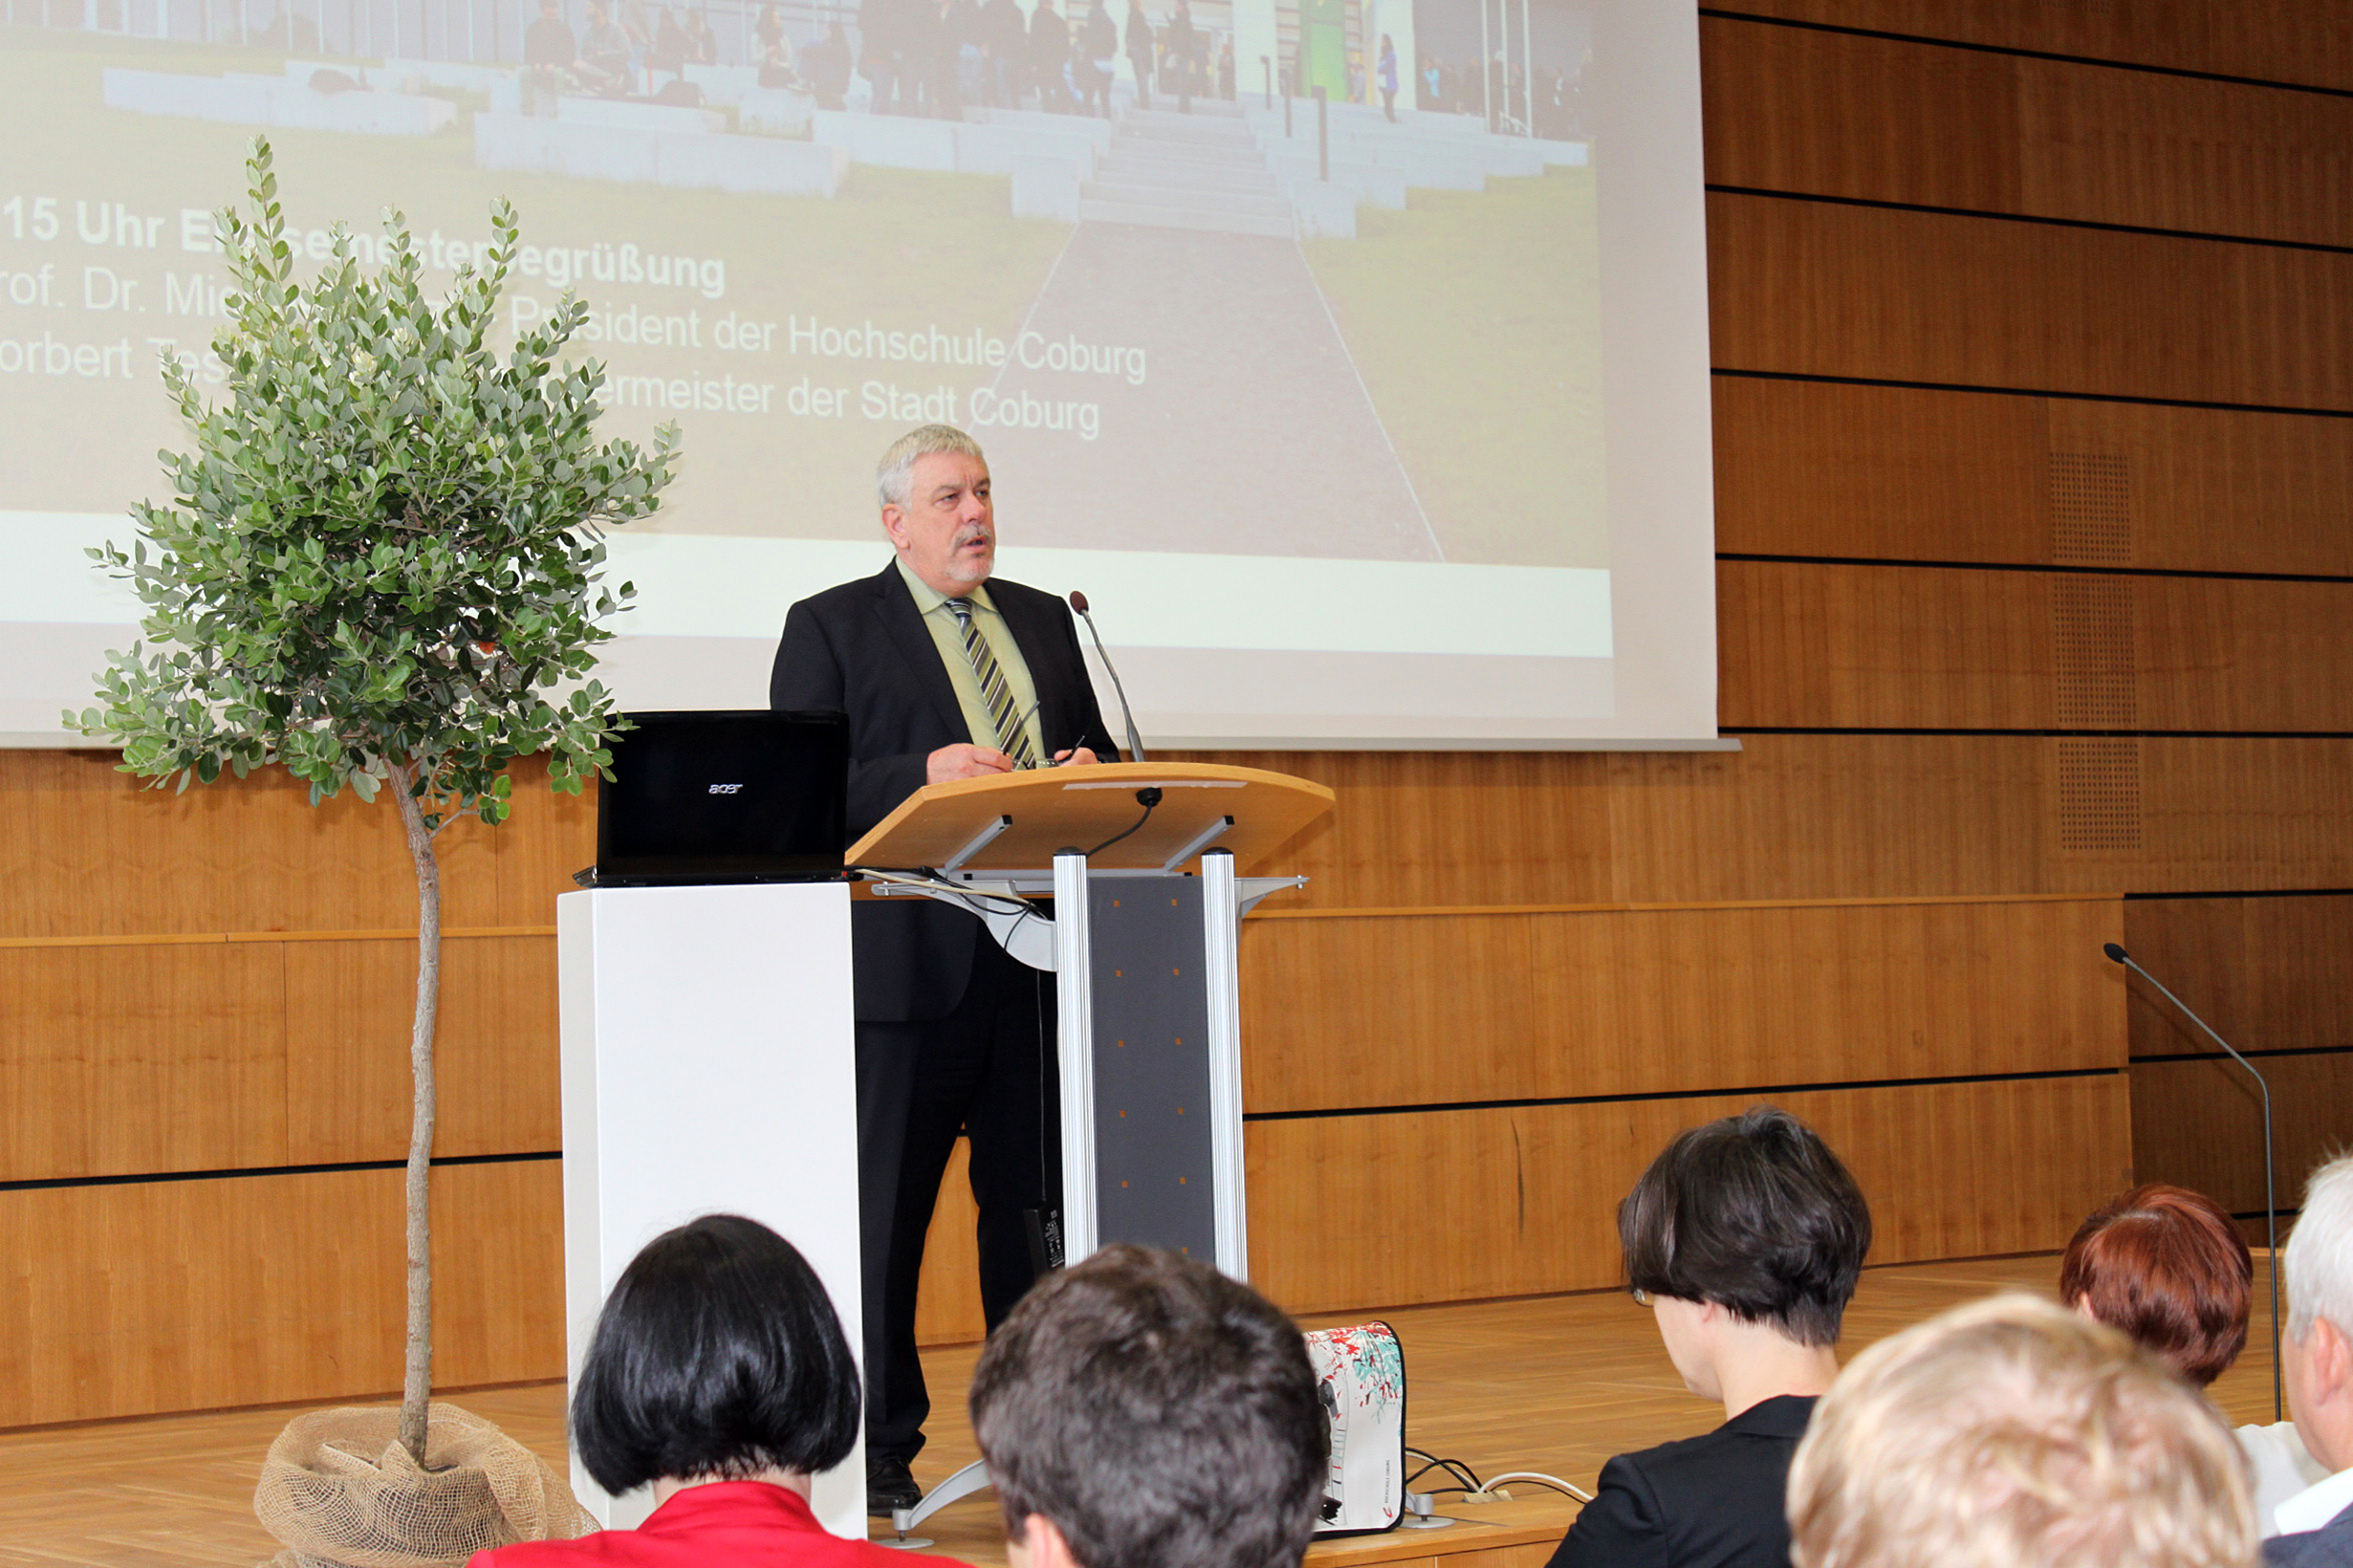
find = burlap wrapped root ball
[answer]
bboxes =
[254,1402,597,1568]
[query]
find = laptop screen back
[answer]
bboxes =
[595,710,849,884]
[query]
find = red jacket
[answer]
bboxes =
[469,1481,960,1568]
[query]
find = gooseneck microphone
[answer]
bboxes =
[1068,589,1147,764]
[2104,941,2281,1421]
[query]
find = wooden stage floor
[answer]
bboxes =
[0,1253,2285,1568]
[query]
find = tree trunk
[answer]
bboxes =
[393,764,442,1467]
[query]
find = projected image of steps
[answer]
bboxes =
[1081,106,1294,239]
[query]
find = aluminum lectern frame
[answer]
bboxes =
[887,847,1297,1279]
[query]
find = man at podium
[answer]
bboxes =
[770,425,1122,1515]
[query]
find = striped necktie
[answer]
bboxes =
[946,598,1039,769]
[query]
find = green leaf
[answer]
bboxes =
[81,135,675,829]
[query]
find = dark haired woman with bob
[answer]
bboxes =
[1550,1105,1871,1568]
[2060,1183,2325,1535]
[468,1214,927,1568]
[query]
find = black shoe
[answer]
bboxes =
[868,1454,923,1517]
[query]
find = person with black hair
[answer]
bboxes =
[1027,0,1072,111]
[970,1245,1329,1568]
[1122,0,1153,109]
[1550,1105,1872,1568]
[466,1214,914,1568]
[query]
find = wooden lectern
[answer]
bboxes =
[850,761,1333,1276]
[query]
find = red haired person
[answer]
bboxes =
[2060,1184,2324,1533]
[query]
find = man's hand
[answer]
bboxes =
[1051,747,1102,768]
[927,743,1015,783]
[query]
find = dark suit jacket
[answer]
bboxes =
[2270,1501,2353,1566]
[1548,1394,1816,1568]
[770,561,1118,1021]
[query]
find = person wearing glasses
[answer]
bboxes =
[1551,1105,1872,1568]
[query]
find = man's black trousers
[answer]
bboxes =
[856,934,1060,1464]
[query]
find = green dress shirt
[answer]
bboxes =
[894,555,1049,764]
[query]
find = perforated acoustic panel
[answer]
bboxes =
[2056,737,2143,853]
[2048,452,2133,565]
[2051,574,2138,728]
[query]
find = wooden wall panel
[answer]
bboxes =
[0,934,560,1183]
[0,750,498,938]
[1717,560,2057,730]
[1703,19,2353,247]
[2130,1052,2353,1213]
[1721,0,2353,92]
[0,1159,562,1427]
[1245,1075,2133,1315]
[1170,749,1619,909]
[2038,400,2353,578]
[1708,193,2353,410]
[915,1139,987,1347]
[1587,736,2057,902]
[1200,737,2353,906]
[0,942,287,1183]
[2014,60,2353,248]
[1711,379,2051,564]
[283,936,561,1165]
[1713,379,2353,576]
[0,751,588,941]
[1705,19,2026,209]
[1616,736,2353,901]
[2123,896,2353,1057]
[1720,562,2353,732]
[1240,897,2123,1114]
[2134,577,2353,732]
[2136,741,2353,891]
[1206,739,2056,905]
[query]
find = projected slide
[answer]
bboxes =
[0,0,1716,747]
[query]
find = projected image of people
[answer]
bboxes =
[0,0,1700,748]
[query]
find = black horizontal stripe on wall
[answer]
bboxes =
[0,1149,561,1195]
[1720,553,2353,587]
[1725,729,2353,740]
[1699,7,2353,102]
[1242,1067,2123,1122]
[2124,888,2353,901]
[1710,368,2353,424]
[2133,1046,2353,1065]
[1710,185,2353,259]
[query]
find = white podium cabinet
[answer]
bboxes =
[556,882,862,1536]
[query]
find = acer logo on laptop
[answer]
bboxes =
[708,782,745,795]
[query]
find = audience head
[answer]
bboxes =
[2284,1153,2353,1473]
[2059,1184,2251,1387]
[1787,1294,2255,1568]
[970,1245,1327,1568]
[570,1213,861,1496]
[1620,1104,1871,1357]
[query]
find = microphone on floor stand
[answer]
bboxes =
[2103,941,2281,1422]
[1068,589,1147,764]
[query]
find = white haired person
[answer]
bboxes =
[769,425,1119,1513]
[1787,1294,2256,1568]
[2267,1154,2353,1564]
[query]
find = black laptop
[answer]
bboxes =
[581,709,850,887]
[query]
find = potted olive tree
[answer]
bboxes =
[74,138,676,1562]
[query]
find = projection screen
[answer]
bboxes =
[0,0,1715,748]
